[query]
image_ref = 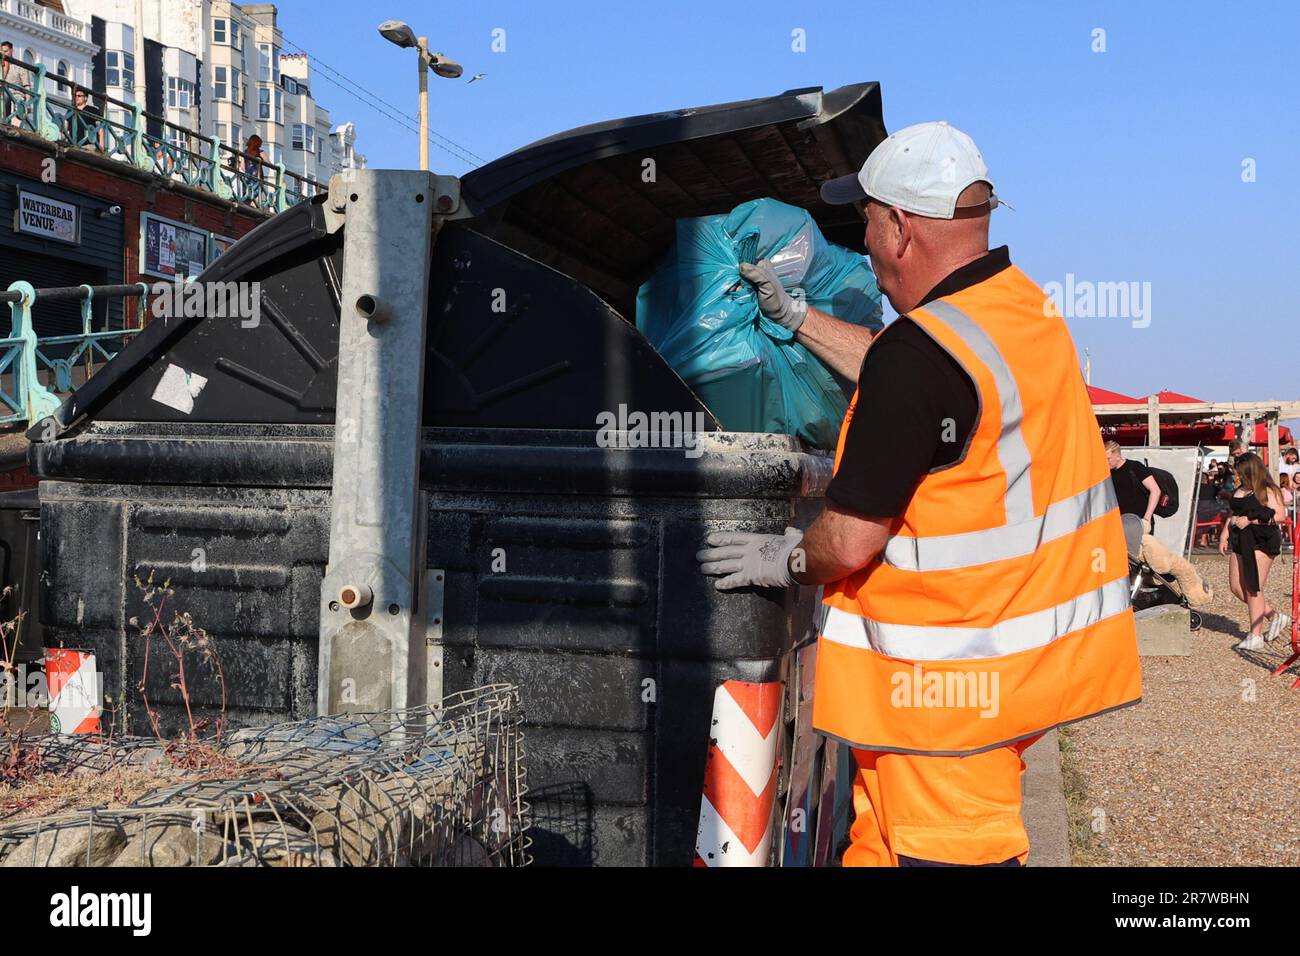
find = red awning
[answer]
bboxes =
[1224,422,1296,445]
[1103,422,1294,447]
[1086,385,1142,404]
[1090,386,1294,450]
[1143,389,1204,404]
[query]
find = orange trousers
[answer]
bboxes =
[844,734,1043,867]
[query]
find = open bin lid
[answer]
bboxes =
[458,82,886,321]
[31,83,886,439]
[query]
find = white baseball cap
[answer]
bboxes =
[820,120,1008,219]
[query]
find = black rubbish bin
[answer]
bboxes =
[30,82,887,865]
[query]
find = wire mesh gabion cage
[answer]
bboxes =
[0,684,531,867]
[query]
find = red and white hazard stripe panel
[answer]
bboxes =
[694,680,782,867]
[45,648,102,735]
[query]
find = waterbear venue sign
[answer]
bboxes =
[13,189,80,244]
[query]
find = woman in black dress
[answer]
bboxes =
[1218,453,1287,649]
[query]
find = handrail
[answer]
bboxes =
[0,53,328,214]
[2,280,150,425]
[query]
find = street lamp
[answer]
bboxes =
[377,20,416,48]
[377,19,463,171]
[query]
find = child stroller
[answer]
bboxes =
[1123,513,1204,631]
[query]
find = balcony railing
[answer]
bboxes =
[0,54,327,214]
[0,281,147,426]
[0,0,87,40]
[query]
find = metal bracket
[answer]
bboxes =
[321,171,460,236]
[424,567,445,708]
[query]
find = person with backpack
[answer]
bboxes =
[1106,440,1162,533]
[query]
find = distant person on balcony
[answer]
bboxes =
[1,41,33,128]
[228,134,268,203]
[64,87,103,152]
[241,134,268,174]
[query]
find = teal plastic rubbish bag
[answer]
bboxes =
[635,198,883,449]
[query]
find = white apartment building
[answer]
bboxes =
[95,18,135,127]
[0,0,97,101]
[63,0,202,135]
[279,50,335,189]
[60,0,359,187]
[205,0,249,153]
[242,3,281,164]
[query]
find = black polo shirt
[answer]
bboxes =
[825,247,1011,518]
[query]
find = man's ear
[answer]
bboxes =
[891,207,911,259]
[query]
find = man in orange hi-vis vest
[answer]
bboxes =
[698,121,1141,866]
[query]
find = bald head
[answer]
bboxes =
[864,180,993,315]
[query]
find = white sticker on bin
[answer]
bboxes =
[150,363,208,414]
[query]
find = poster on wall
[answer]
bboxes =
[179,228,206,276]
[158,222,176,274]
[209,234,236,264]
[142,214,208,279]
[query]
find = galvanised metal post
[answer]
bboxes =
[5,281,61,425]
[417,37,429,171]
[317,168,460,715]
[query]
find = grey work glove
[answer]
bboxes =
[739,259,806,333]
[696,528,804,591]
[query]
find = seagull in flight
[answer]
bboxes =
[468,73,487,83]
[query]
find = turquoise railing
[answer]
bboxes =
[0,54,326,214]
[0,281,147,426]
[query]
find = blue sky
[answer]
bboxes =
[276,0,1297,418]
